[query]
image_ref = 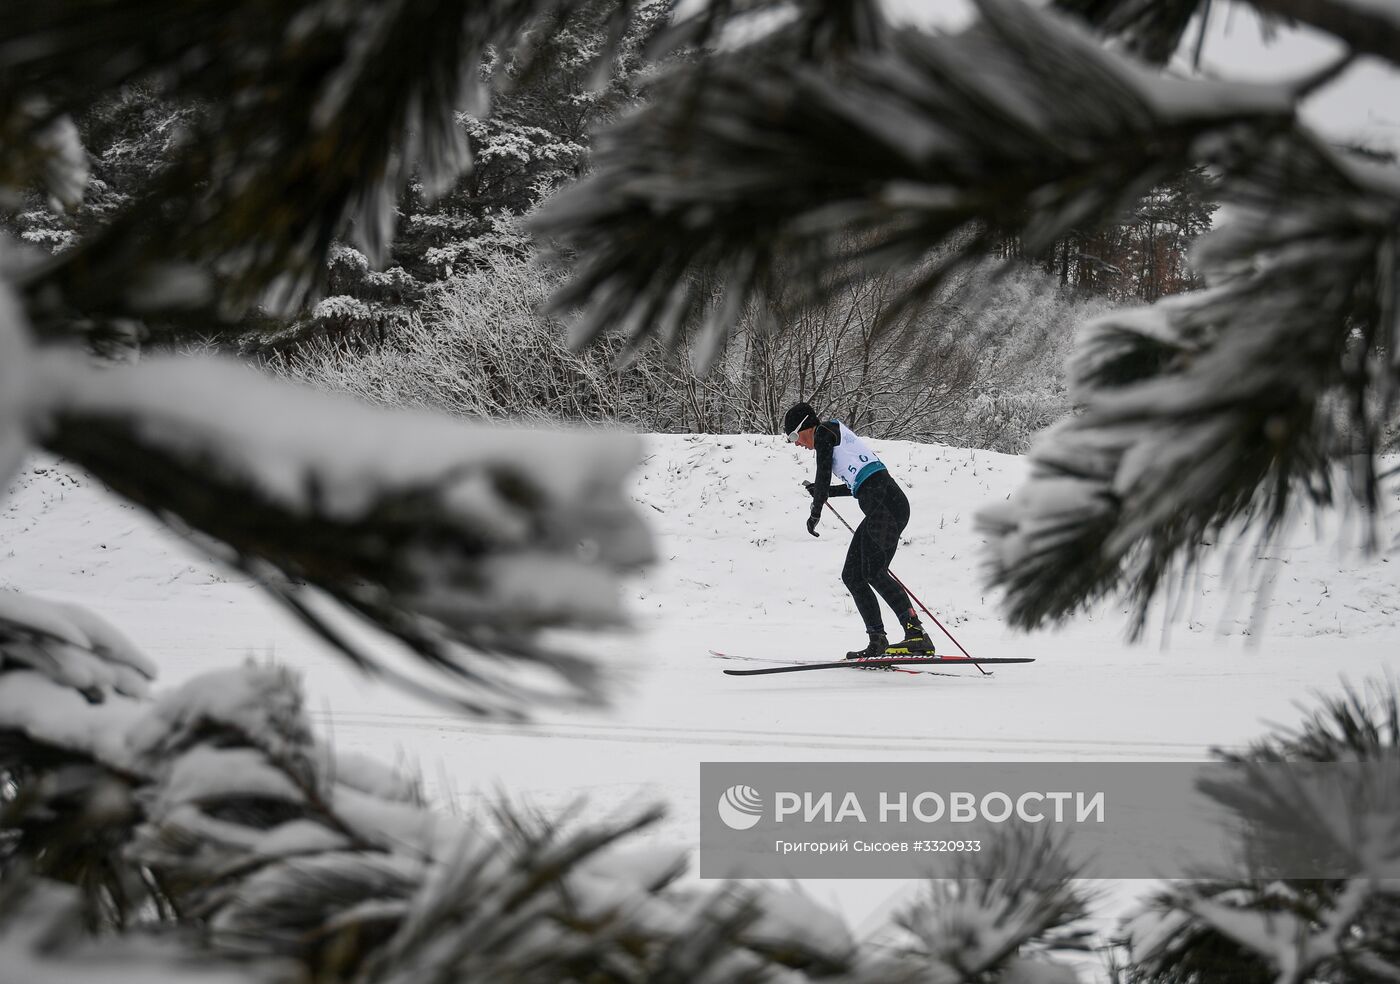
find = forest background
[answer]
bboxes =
[3,0,1220,453]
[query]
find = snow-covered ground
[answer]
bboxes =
[5,433,1400,944]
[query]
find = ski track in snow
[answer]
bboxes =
[5,434,1400,942]
[308,708,1215,759]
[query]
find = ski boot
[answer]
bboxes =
[845,631,889,661]
[885,618,935,656]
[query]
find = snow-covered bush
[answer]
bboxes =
[270,252,694,429]
[759,262,1113,451]
[957,390,1071,455]
[274,250,1105,451]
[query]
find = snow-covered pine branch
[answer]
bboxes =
[0,651,879,982]
[979,131,1400,633]
[0,591,155,702]
[0,876,279,984]
[1252,0,1400,64]
[1116,680,1400,982]
[0,100,89,215]
[869,828,1092,982]
[0,598,1115,982]
[1122,0,1400,68]
[23,349,653,714]
[1056,0,1400,68]
[1123,847,1400,981]
[540,0,1294,367]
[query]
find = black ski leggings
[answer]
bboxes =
[841,471,913,633]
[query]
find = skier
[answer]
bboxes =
[782,402,934,660]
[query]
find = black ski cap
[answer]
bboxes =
[782,402,818,436]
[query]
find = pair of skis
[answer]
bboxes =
[711,650,1033,676]
[727,503,1031,678]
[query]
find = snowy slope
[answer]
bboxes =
[5,433,1400,935]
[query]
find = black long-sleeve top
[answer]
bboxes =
[810,421,853,509]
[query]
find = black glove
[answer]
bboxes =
[803,480,820,500]
[806,503,821,537]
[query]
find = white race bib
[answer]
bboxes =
[829,421,885,491]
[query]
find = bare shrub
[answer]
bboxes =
[269,252,1111,451]
[716,260,1115,448]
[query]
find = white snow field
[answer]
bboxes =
[4,432,1400,939]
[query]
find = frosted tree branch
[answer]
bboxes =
[541,0,1296,365]
[1250,0,1400,68]
[23,350,653,714]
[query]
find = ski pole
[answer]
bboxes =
[821,500,990,676]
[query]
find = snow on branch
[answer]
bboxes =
[656,0,891,60]
[2,658,871,982]
[981,131,1400,632]
[209,851,428,959]
[0,100,89,213]
[0,586,153,773]
[1116,679,1400,982]
[0,590,156,834]
[541,0,1295,365]
[1239,677,1400,762]
[874,828,1091,981]
[127,665,314,773]
[19,689,761,982]
[1250,0,1400,69]
[0,591,156,702]
[33,655,1396,980]
[1067,288,1222,399]
[1123,818,1400,980]
[350,807,815,982]
[26,351,653,715]
[0,876,279,984]
[1054,0,1400,70]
